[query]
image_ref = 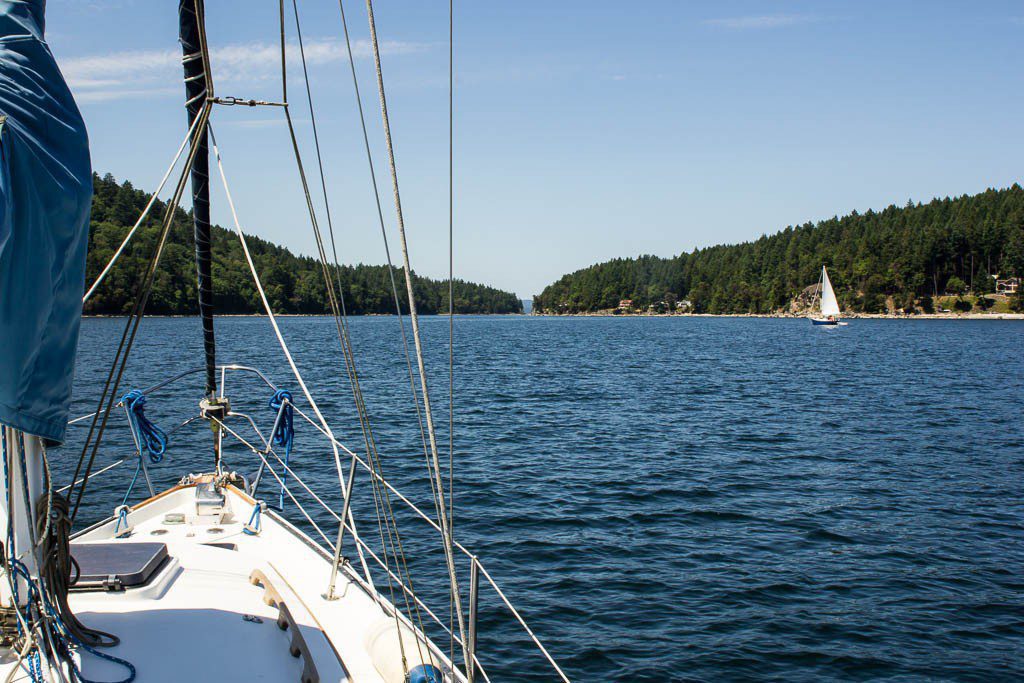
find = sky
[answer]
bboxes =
[45,1,1024,299]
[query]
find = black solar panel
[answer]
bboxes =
[71,542,169,591]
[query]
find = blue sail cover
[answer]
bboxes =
[0,0,91,443]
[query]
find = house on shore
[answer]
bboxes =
[996,276,1020,296]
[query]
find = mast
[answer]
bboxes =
[179,0,216,399]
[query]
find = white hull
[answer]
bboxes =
[1,476,458,683]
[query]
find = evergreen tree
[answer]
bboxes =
[84,173,522,316]
[534,185,1024,314]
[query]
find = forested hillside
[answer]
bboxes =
[85,173,522,315]
[533,187,1024,314]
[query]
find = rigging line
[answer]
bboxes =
[82,113,203,304]
[286,5,434,664]
[67,102,213,521]
[287,0,403,587]
[288,0,341,293]
[227,414,466,659]
[277,36,387,603]
[279,0,288,104]
[191,0,214,97]
[325,10,449,655]
[286,0,446,665]
[55,459,127,495]
[447,0,455,664]
[332,0,440,530]
[282,0,371,535]
[227,409,454,641]
[448,0,455,528]
[212,416,333,545]
[363,0,470,674]
[288,0,373,422]
[206,124,376,588]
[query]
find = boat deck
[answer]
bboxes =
[73,540,345,682]
[1,479,454,682]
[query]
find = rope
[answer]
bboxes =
[363,0,470,672]
[329,7,450,646]
[19,552,137,683]
[2,430,134,682]
[242,500,264,536]
[120,390,167,463]
[206,124,374,587]
[279,6,429,669]
[82,112,204,304]
[267,389,294,510]
[331,0,440,535]
[67,99,213,522]
[447,0,456,664]
[113,505,131,537]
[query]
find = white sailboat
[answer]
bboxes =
[811,266,847,326]
[0,1,569,682]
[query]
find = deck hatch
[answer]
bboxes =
[70,542,169,591]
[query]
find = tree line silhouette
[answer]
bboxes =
[534,186,1024,314]
[85,173,522,316]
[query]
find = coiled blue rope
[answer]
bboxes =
[120,390,167,463]
[9,559,138,683]
[2,432,135,683]
[0,434,44,683]
[268,389,294,510]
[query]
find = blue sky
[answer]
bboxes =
[46,1,1024,298]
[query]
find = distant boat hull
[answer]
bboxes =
[811,318,839,325]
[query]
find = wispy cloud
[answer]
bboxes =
[75,87,180,104]
[60,38,430,104]
[703,15,820,30]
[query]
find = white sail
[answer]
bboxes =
[820,266,840,317]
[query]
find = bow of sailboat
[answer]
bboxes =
[0,0,570,681]
[68,478,449,683]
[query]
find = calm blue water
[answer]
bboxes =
[59,316,1024,681]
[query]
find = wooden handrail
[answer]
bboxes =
[250,568,320,683]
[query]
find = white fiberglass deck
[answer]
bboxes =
[4,479,455,682]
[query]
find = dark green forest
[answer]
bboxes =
[85,173,522,315]
[534,186,1024,314]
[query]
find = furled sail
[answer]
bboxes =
[179,0,217,398]
[0,0,92,443]
[820,266,840,317]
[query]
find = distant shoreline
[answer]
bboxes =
[80,311,1024,320]
[81,312,526,318]
[529,312,1024,320]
